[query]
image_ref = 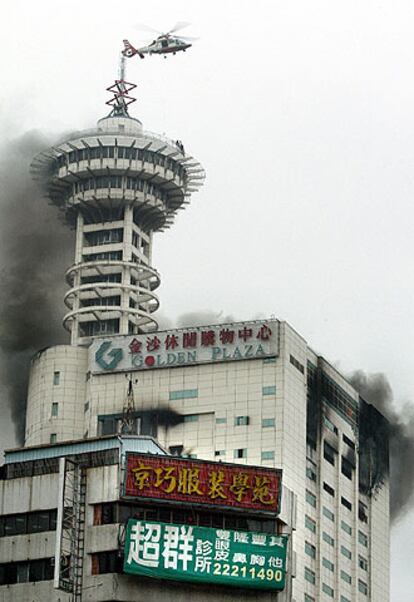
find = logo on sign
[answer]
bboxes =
[95,340,123,370]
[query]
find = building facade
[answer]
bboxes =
[21,318,390,601]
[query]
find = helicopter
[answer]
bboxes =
[122,22,196,59]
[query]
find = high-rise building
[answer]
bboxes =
[1,71,389,602]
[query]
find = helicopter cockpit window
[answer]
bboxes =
[161,39,168,48]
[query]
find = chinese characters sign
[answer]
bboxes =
[89,320,278,373]
[124,454,282,514]
[124,519,288,591]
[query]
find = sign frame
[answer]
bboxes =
[121,452,283,517]
[123,518,288,591]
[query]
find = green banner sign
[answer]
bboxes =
[124,519,288,591]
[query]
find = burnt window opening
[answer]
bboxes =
[359,501,368,523]
[341,456,353,480]
[323,442,336,466]
[341,496,352,511]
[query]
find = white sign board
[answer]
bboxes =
[89,320,279,374]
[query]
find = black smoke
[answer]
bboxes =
[0,132,73,445]
[350,370,414,523]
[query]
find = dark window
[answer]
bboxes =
[234,416,249,426]
[359,501,368,523]
[290,354,305,374]
[343,434,355,449]
[341,457,353,480]
[341,496,352,511]
[323,482,335,497]
[323,441,336,466]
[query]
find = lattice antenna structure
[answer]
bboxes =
[121,376,137,434]
[31,66,205,346]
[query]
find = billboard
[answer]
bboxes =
[123,454,282,515]
[89,320,278,374]
[124,519,288,591]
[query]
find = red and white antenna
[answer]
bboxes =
[106,53,137,116]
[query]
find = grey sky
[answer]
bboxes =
[0,0,413,598]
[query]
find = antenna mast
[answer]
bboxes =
[121,376,137,434]
[106,52,137,117]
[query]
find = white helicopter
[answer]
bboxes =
[122,22,197,59]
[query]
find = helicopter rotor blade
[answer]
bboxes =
[167,21,191,35]
[134,23,163,35]
[177,35,198,41]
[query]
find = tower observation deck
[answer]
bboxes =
[32,76,205,345]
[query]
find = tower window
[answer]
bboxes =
[53,371,60,385]
[51,403,58,417]
[50,434,57,444]
[234,416,249,426]
[234,449,247,459]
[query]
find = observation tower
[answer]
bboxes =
[32,66,205,345]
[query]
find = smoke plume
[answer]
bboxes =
[176,310,235,328]
[350,370,414,523]
[0,132,73,445]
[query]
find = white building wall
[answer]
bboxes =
[25,345,88,446]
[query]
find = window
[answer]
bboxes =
[50,434,57,444]
[306,464,317,482]
[322,557,334,572]
[323,482,335,497]
[53,371,60,385]
[322,506,334,521]
[341,545,352,559]
[305,515,316,533]
[262,385,276,395]
[358,580,368,595]
[343,434,355,449]
[341,457,353,480]
[169,389,198,401]
[306,490,317,508]
[51,403,58,417]
[183,414,199,423]
[0,558,54,585]
[322,532,334,546]
[341,521,352,535]
[305,542,316,558]
[359,555,368,571]
[85,228,123,246]
[214,450,225,457]
[358,530,368,547]
[234,449,247,459]
[84,401,89,412]
[304,567,316,584]
[215,417,226,424]
[323,442,336,466]
[359,501,368,523]
[341,597,351,602]
[261,451,274,461]
[341,570,352,584]
[0,510,56,538]
[322,583,334,597]
[290,354,305,374]
[305,595,315,602]
[262,418,275,427]
[323,415,338,434]
[263,357,276,364]
[80,318,119,337]
[234,416,249,426]
[341,496,352,511]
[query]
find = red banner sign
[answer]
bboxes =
[124,454,282,514]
